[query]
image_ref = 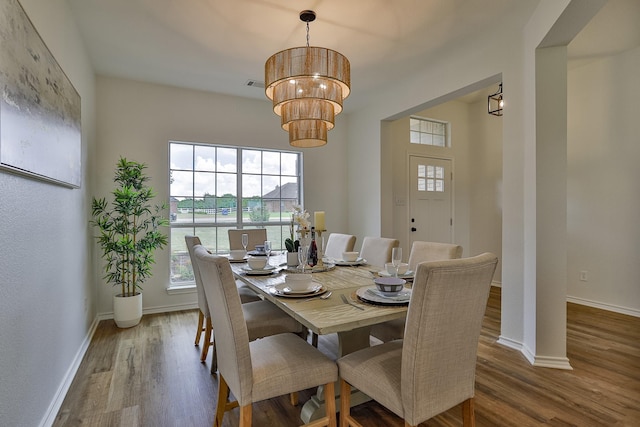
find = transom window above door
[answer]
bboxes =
[410,117,449,147]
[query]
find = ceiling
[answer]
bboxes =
[66,0,640,112]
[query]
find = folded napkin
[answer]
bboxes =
[366,288,411,301]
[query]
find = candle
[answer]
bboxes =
[314,211,325,231]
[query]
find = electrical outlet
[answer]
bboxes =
[579,271,588,282]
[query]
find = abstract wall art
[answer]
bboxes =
[0,0,81,188]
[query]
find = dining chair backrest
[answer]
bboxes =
[228,228,267,252]
[324,233,356,260]
[359,236,400,268]
[185,235,209,317]
[401,253,498,424]
[407,241,463,271]
[193,245,253,404]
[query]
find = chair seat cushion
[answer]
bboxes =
[250,333,338,402]
[337,340,404,417]
[243,301,304,340]
[237,283,261,303]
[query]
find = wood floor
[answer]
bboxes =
[53,288,640,426]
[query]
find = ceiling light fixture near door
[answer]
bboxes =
[265,10,350,148]
[488,83,504,116]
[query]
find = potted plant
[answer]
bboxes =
[91,157,169,328]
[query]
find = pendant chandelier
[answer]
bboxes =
[265,10,350,148]
[488,83,504,116]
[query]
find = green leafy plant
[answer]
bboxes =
[91,157,169,297]
[285,238,300,253]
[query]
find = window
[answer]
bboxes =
[410,117,448,147]
[417,164,445,192]
[169,141,302,285]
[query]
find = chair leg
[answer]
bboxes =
[324,381,337,427]
[340,379,353,427]
[195,310,204,345]
[214,374,230,427]
[201,317,213,362]
[462,398,475,427]
[239,404,252,427]
[312,332,318,347]
[290,391,299,406]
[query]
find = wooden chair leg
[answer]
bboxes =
[324,381,336,427]
[462,397,475,427]
[340,379,352,427]
[201,317,213,362]
[195,310,204,345]
[214,374,230,427]
[290,391,299,406]
[239,404,252,427]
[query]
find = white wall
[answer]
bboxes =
[0,1,96,426]
[567,46,640,315]
[94,76,349,315]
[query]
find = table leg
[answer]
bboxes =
[300,326,372,423]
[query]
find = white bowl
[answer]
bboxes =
[247,256,267,270]
[285,274,314,291]
[374,277,406,295]
[230,249,246,260]
[342,251,359,262]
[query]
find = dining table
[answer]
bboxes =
[229,252,411,423]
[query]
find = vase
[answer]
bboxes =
[113,292,143,328]
[287,251,299,267]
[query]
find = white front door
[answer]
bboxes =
[409,156,453,246]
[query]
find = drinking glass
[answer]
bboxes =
[241,233,249,253]
[391,247,403,277]
[298,245,308,272]
[264,240,272,267]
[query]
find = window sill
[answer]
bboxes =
[166,284,196,295]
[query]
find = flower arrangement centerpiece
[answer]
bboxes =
[285,205,310,252]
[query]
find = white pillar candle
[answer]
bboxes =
[314,211,325,231]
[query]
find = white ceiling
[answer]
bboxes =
[66,0,640,111]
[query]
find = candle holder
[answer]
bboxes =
[315,229,326,267]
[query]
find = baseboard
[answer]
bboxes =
[97,301,199,321]
[566,295,640,318]
[39,315,100,427]
[531,354,573,370]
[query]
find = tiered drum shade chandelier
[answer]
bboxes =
[265,10,350,148]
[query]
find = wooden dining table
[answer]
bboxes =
[230,253,409,422]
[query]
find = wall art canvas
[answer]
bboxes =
[0,0,81,188]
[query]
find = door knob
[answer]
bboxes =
[411,227,417,232]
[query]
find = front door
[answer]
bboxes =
[409,156,453,246]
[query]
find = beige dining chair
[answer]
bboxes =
[359,236,400,268]
[194,245,338,427]
[371,241,464,342]
[186,236,261,365]
[228,228,267,252]
[186,237,305,373]
[323,233,356,260]
[338,253,498,427]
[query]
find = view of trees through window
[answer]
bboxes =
[169,141,302,285]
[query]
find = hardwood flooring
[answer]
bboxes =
[53,288,640,426]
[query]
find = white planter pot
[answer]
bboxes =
[113,292,143,328]
[287,251,299,267]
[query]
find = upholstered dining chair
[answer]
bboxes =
[186,236,261,365]
[186,237,305,374]
[228,228,267,252]
[359,236,400,268]
[337,253,498,427]
[194,246,338,427]
[370,241,464,342]
[323,233,356,261]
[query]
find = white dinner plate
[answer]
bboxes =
[269,284,327,298]
[331,257,367,266]
[274,282,321,295]
[377,270,414,280]
[355,285,411,306]
[242,265,277,275]
[227,256,248,263]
